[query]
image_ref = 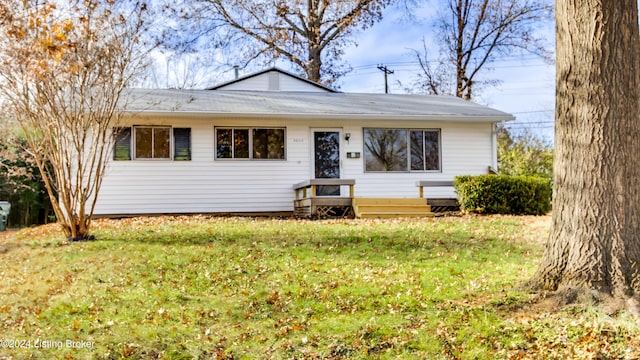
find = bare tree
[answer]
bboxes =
[0,0,152,239]
[411,38,456,96]
[527,1,640,301]
[171,0,393,85]
[364,129,407,171]
[142,51,223,89]
[413,0,552,99]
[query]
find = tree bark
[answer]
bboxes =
[528,1,640,297]
[306,42,322,83]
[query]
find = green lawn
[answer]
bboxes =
[0,215,638,359]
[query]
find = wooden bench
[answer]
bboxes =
[416,181,458,212]
[292,179,356,217]
[416,180,453,198]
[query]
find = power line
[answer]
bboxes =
[505,128,554,131]
[506,125,554,128]
[505,120,554,124]
[349,56,552,73]
[505,122,555,127]
[511,110,554,114]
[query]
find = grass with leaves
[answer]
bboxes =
[0,215,638,359]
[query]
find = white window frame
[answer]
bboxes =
[214,127,287,161]
[409,129,442,172]
[363,128,441,173]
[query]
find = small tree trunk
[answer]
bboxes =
[528,0,640,297]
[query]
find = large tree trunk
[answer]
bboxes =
[528,1,640,297]
[307,48,322,83]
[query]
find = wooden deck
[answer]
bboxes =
[293,179,459,218]
[293,179,356,218]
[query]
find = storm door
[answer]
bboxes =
[313,130,341,196]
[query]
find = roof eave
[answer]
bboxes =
[123,110,515,122]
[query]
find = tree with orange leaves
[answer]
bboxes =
[0,0,152,240]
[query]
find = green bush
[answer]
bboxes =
[454,175,551,215]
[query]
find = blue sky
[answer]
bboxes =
[149,2,556,140]
[336,3,556,139]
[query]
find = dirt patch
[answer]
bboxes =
[0,229,17,243]
[525,288,636,319]
[0,229,17,239]
[0,230,18,254]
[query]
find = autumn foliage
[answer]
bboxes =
[1,216,638,358]
[0,0,151,239]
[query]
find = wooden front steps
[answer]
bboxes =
[353,198,434,218]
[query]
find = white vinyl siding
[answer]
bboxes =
[278,75,329,92]
[344,122,492,199]
[214,72,330,92]
[95,118,494,215]
[98,119,307,214]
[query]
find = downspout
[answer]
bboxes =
[491,122,500,172]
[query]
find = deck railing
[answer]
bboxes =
[292,179,356,217]
[415,180,453,198]
[293,179,356,200]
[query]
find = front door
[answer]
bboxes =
[313,130,341,196]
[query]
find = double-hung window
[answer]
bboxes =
[113,126,191,161]
[364,128,440,172]
[215,127,285,160]
[135,126,171,159]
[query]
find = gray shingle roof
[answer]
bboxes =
[123,88,515,122]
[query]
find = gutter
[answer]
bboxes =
[122,110,516,123]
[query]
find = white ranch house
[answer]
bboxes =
[95,68,514,217]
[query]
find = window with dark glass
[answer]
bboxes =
[364,128,440,172]
[410,130,440,171]
[364,129,408,172]
[112,126,191,161]
[253,128,285,159]
[216,128,249,159]
[113,127,132,160]
[173,128,191,161]
[216,127,285,160]
[135,126,170,159]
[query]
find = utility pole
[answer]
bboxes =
[377,64,394,94]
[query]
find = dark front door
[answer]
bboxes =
[313,130,340,196]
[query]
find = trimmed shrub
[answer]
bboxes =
[453,175,551,215]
